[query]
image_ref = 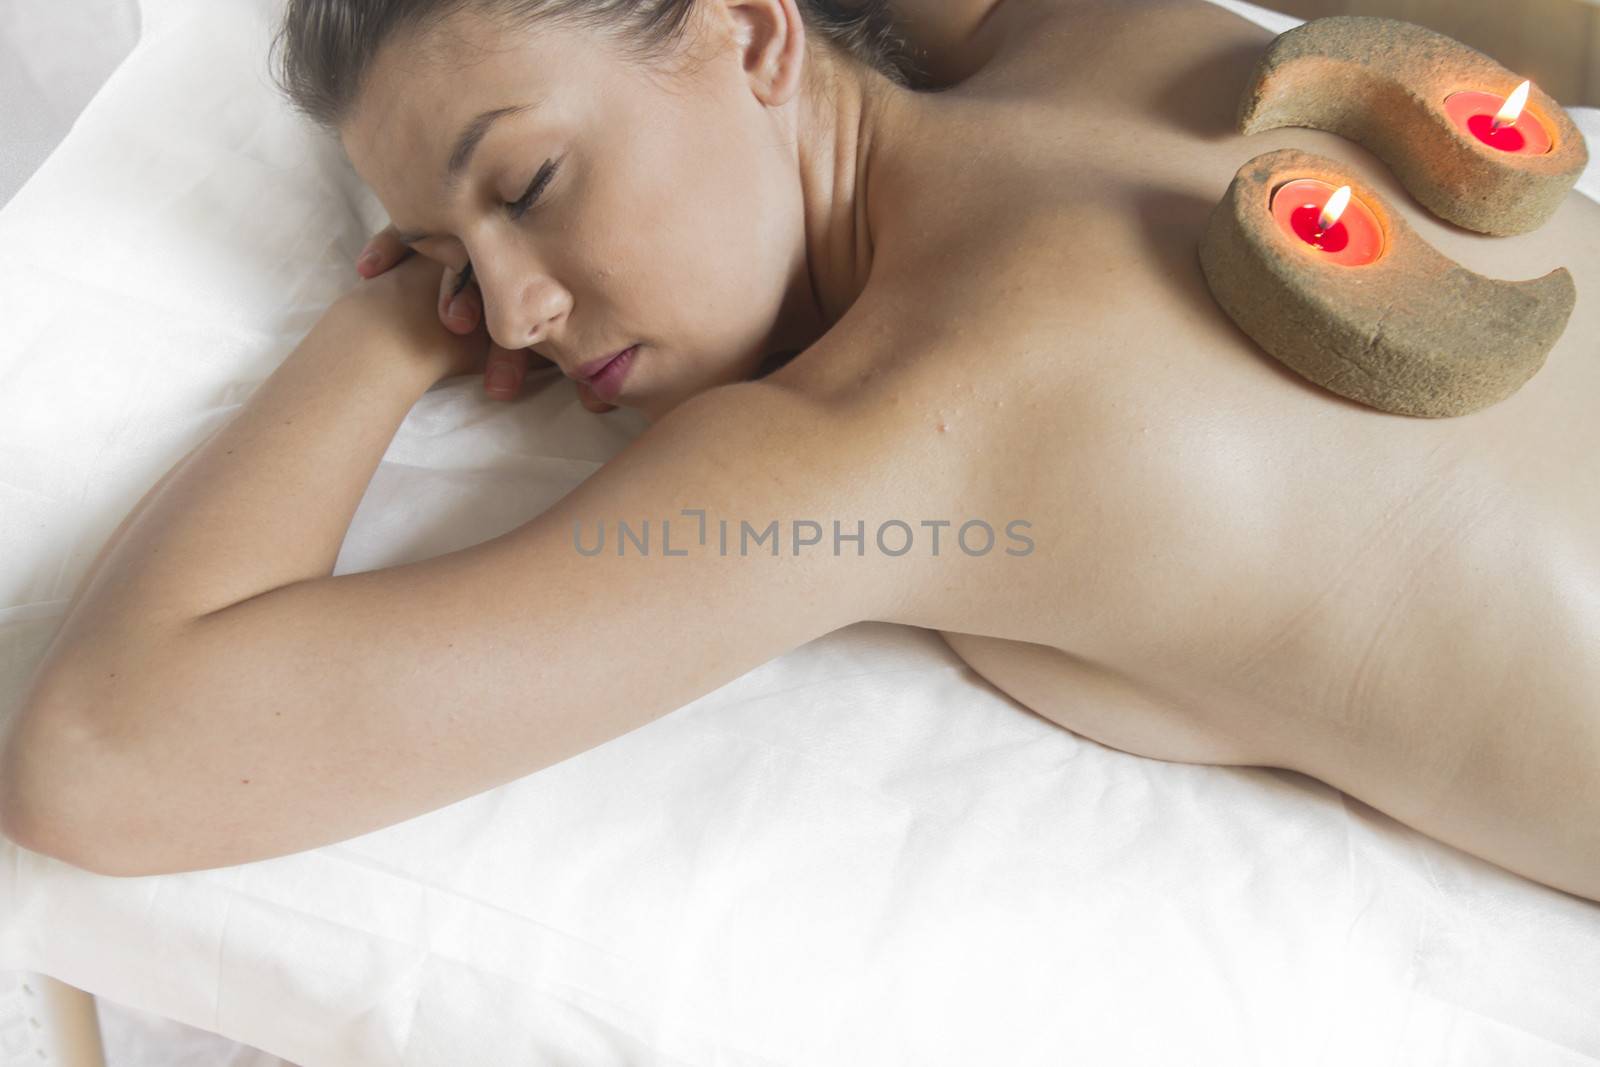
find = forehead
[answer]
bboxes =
[338,11,598,191]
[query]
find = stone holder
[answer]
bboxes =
[1237,16,1589,236]
[1198,148,1576,418]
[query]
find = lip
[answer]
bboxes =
[573,345,637,381]
[583,345,638,404]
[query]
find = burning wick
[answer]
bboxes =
[1444,80,1551,154]
[1271,178,1384,266]
[1490,80,1531,131]
[1316,184,1352,234]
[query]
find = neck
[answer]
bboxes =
[767,53,899,363]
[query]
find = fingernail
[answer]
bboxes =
[357,251,381,274]
[487,366,518,392]
[448,293,475,326]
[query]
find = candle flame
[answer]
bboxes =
[1318,185,1352,232]
[1492,80,1531,129]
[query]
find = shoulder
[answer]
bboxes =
[950,0,1264,94]
[535,379,929,627]
[884,0,1016,89]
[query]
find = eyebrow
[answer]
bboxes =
[393,102,536,245]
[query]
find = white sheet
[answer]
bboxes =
[0,0,141,211]
[2,1,1598,1065]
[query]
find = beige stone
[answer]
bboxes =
[1238,16,1589,236]
[1198,148,1575,418]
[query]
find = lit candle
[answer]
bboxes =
[1270,179,1384,266]
[1443,80,1553,155]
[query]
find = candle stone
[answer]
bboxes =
[1236,16,1588,236]
[1199,148,1575,418]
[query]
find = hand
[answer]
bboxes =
[349,227,520,399]
[335,253,496,388]
[355,225,618,411]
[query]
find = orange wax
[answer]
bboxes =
[1443,91,1553,155]
[1269,179,1384,267]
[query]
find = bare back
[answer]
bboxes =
[771,0,1600,897]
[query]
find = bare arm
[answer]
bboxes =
[0,306,446,861]
[3,372,902,876]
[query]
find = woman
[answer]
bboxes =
[6,0,1598,898]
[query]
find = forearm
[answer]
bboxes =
[55,431,218,625]
[40,309,441,682]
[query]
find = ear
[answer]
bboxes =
[717,0,810,107]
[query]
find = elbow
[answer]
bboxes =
[0,682,143,877]
[0,797,108,876]
[0,810,144,879]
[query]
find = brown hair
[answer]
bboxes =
[268,0,925,130]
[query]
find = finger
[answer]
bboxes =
[356,224,412,278]
[440,267,480,335]
[485,344,529,400]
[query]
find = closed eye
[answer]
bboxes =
[453,158,561,296]
[507,158,560,221]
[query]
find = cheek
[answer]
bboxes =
[663,186,779,337]
[601,99,793,339]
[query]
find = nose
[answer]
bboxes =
[478,259,571,356]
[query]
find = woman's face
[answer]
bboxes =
[339,2,827,418]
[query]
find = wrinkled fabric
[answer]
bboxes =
[2,0,1599,1065]
[0,0,141,210]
